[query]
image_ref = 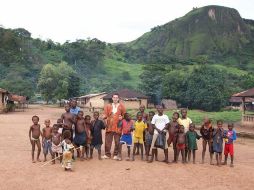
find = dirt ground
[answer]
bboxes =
[0,105,254,190]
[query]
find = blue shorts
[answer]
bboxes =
[43,139,52,155]
[74,132,86,146]
[120,134,132,146]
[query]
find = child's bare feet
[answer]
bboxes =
[230,163,234,167]
[32,160,36,163]
[37,158,41,162]
[43,159,47,162]
[126,157,130,161]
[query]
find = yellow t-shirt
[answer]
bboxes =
[178,117,192,133]
[134,120,147,138]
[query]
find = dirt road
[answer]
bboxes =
[0,105,253,190]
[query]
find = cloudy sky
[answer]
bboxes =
[0,0,253,43]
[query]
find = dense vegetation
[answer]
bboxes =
[1,5,254,111]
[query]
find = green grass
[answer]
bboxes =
[127,109,242,125]
[103,58,143,89]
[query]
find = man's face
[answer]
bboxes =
[112,95,119,104]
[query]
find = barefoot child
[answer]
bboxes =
[90,111,106,160]
[168,112,179,162]
[223,123,237,167]
[85,115,92,159]
[62,130,74,171]
[145,111,156,161]
[200,118,214,164]
[29,115,42,163]
[118,113,134,161]
[51,124,63,164]
[176,125,187,163]
[186,123,201,164]
[132,112,147,161]
[42,119,53,162]
[73,111,86,160]
[61,104,75,141]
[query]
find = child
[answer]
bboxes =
[212,120,225,166]
[51,124,63,164]
[62,130,74,171]
[176,125,187,163]
[223,123,237,167]
[132,112,147,161]
[90,111,106,160]
[145,111,156,161]
[118,113,134,161]
[200,117,214,164]
[61,104,75,141]
[85,115,92,159]
[186,123,201,164]
[73,111,86,160]
[149,105,169,163]
[42,119,53,162]
[29,115,42,163]
[168,112,179,163]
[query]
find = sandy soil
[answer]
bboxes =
[0,105,254,190]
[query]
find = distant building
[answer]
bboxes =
[103,89,148,109]
[0,88,8,113]
[161,99,177,109]
[73,92,107,108]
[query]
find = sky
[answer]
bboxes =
[0,0,253,43]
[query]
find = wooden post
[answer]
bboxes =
[243,97,246,114]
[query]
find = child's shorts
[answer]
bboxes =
[133,136,144,144]
[43,139,52,155]
[91,144,102,150]
[224,143,234,156]
[120,134,132,146]
[177,143,185,150]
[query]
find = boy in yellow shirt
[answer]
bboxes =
[132,112,147,161]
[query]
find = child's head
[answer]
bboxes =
[228,123,234,130]
[93,111,99,120]
[65,104,70,112]
[204,117,211,125]
[181,108,187,118]
[44,119,51,127]
[189,123,195,131]
[156,105,163,115]
[172,112,180,121]
[57,118,62,124]
[71,100,77,108]
[136,112,142,121]
[179,125,184,133]
[124,113,130,121]
[32,115,39,124]
[63,130,71,140]
[78,110,84,119]
[118,114,123,121]
[139,105,145,112]
[148,111,155,119]
[217,120,223,128]
[85,115,91,124]
[52,124,59,133]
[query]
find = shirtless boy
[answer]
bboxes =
[176,125,187,163]
[42,119,53,162]
[61,104,75,141]
[29,115,42,163]
[51,124,63,164]
[74,111,86,160]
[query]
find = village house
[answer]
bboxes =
[0,88,8,113]
[103,89,148,109]
[73,92,107,109]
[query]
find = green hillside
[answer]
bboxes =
[120,5,254,69]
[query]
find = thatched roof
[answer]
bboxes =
[0,88,8,93]
[77,92,107,99]
[103,89,148,100]
[232,87,254,97]
[229,97,254,103]
[8,94,27,103]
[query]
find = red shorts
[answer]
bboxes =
[177,143,186,150]
[224,144,234,156]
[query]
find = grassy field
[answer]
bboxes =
[128,109,242,125]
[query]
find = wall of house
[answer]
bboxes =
[103,99,147,109]
[85,94,105,108]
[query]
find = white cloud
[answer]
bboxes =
[0,0,253,43]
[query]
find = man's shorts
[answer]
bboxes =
[120,134,132,146]
[224,143,234,156]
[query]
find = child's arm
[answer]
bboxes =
[29,126,32,144]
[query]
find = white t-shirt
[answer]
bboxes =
[151,114,170,134]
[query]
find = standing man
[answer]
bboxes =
[102,93,126,159]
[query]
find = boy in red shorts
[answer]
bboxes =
[223,123,237,167]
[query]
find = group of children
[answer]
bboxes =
[29,104,237,171]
